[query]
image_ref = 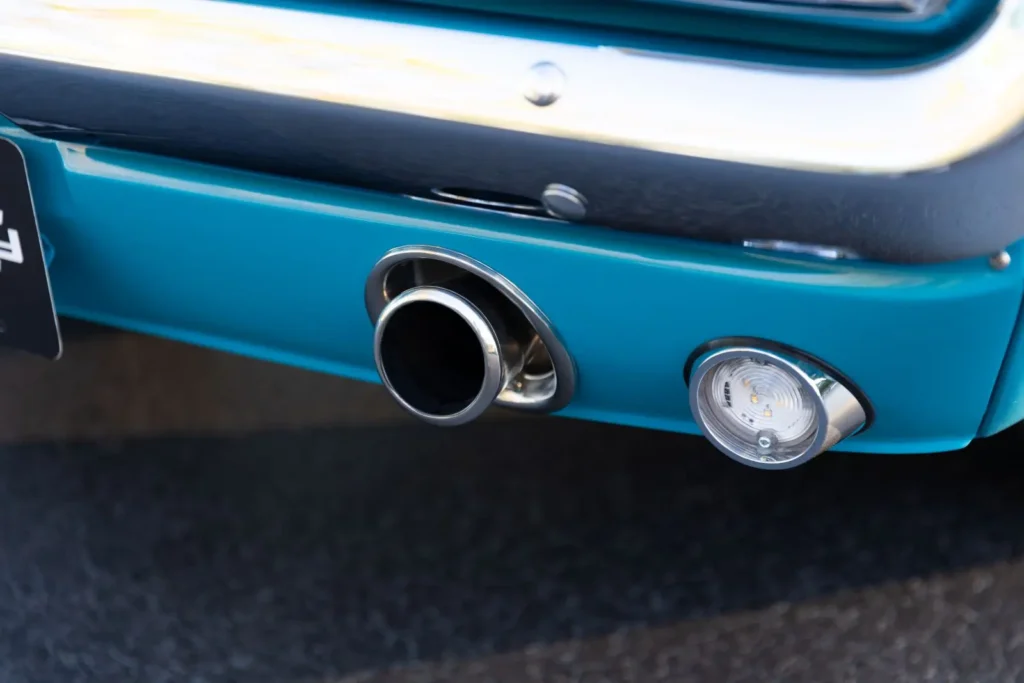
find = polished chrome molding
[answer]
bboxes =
[428,188,544,214]
[741,239,862,260]
[365,246,576,415]
[688,346,868,469]
[1,0,1021,175]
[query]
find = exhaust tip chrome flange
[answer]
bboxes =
[687,345,868,470]
[373,286,505,426]
[366,246,575,422]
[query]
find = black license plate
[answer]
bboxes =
[0,138,61,359]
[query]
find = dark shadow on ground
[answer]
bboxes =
[0,419,1021,680]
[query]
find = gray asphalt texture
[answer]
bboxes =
[2,321,1024,683]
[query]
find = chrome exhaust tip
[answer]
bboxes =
[367,247,575,425]
[374,286,517,426]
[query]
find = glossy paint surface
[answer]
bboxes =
[5,122,1022,454]
[980,298,1024,437]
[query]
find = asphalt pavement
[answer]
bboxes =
[1,321,1023,683]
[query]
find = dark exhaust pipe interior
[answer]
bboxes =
[372,278,527,426]
[377,297,487,418]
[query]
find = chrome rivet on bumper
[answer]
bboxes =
[523,62,565,107]
[541,184,587,221]
[989,250,1012,270]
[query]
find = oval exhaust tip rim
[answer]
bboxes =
[365,246,576,414]
[374,286,504,426]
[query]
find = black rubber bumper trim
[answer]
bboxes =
[2,54,1022,264]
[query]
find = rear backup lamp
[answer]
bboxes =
[688,346,868,469]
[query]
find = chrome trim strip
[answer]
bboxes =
[1,0,1021,175]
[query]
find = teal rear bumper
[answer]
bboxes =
[9,121,1023,454]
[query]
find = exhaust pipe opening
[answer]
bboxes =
[376,293,492,422]
[366,247,576,425]
[374,281,528,425]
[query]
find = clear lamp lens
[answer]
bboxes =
[695,356,819,465]
[690,346,868,468]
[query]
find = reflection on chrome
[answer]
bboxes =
[372,285,519,427]
[0,0,1021,174]
[742,240,862,260]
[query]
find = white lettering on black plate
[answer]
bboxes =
[0,211,25,270]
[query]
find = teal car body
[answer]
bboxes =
[1,0,1022,465]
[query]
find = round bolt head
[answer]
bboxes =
[541,184,587,221]
[989,250,1012,271]
[523,62,565,107]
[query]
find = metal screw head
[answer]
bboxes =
[523,62,565,107]
[541,184,587,221]
[989,250,1012,271]
[755,430,778,454]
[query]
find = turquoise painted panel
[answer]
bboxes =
[4,123,1021,454]
[980,298,1024,437]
